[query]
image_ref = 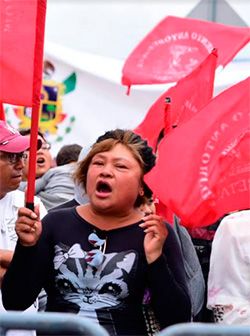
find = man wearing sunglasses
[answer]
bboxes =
[0,121,47,335]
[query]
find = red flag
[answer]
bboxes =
[122,16,250,89]
[134,49,217,151]
[145,77,250,228]
[0,1,47,208]
[0,0,46,106]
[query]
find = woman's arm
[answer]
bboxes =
[0,250,13,269]
[147,223,192,328]
[0,250,13,287]
[2,208,52,310]
[2,243,44,310]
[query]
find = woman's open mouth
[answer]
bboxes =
[96,180,112,197]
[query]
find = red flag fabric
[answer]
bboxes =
[134,49,217,151]
[145,77,250,228]
[122,16,250,89]
[0,0,46,106]
[154,197,175,225]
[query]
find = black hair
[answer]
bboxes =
[96,129,156,174]
[143,182,153,199]
[56,144,83,166]
[19,129,47,143]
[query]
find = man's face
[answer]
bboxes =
[22,135,52,180]
[0,151,25,199]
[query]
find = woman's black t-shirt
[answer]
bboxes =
[2,207,191,335]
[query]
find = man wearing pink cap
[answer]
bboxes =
[0,121,47,335]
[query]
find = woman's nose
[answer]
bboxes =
[100,164,113,177]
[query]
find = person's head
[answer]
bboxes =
[19,129,53,180]
[74,146,91,205]
[139,183,156,215]
[56,144,82,166]
[0,121,41,198]
[74,129,156,215]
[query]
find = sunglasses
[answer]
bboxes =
[85,232,107,268]
[23,142,51,156]
[39,142,51,150]
[0,151,28,165]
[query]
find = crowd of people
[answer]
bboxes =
[0,120,249,335]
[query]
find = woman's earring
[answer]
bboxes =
[139,189,144,196]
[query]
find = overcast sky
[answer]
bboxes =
[45,0,250,60]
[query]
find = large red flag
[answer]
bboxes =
[134,49,217,151]
[145,77,250,228]
[0,0,46,106]
[122,16,250,89]
[0,0,47,208]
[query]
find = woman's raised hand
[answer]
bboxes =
[139,214,168,264]
[15,205,42,246]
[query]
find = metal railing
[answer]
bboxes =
[157,323,250,336]
[2,314,250,336]
[0,311,109,336]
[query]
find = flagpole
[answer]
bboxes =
[0,102,5,121]
[25,0,47,211]
[26,102,41,210]
[164,96,172,135]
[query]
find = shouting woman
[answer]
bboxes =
[2,129,191,335]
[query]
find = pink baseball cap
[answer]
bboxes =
[0,121,42,153]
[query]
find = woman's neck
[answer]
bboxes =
[76,204,143,230]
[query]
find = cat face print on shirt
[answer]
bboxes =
[53,243,137,312]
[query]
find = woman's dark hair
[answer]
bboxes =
[96,129,156,174]
[74,129,156,207]
[143,182,153,199]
